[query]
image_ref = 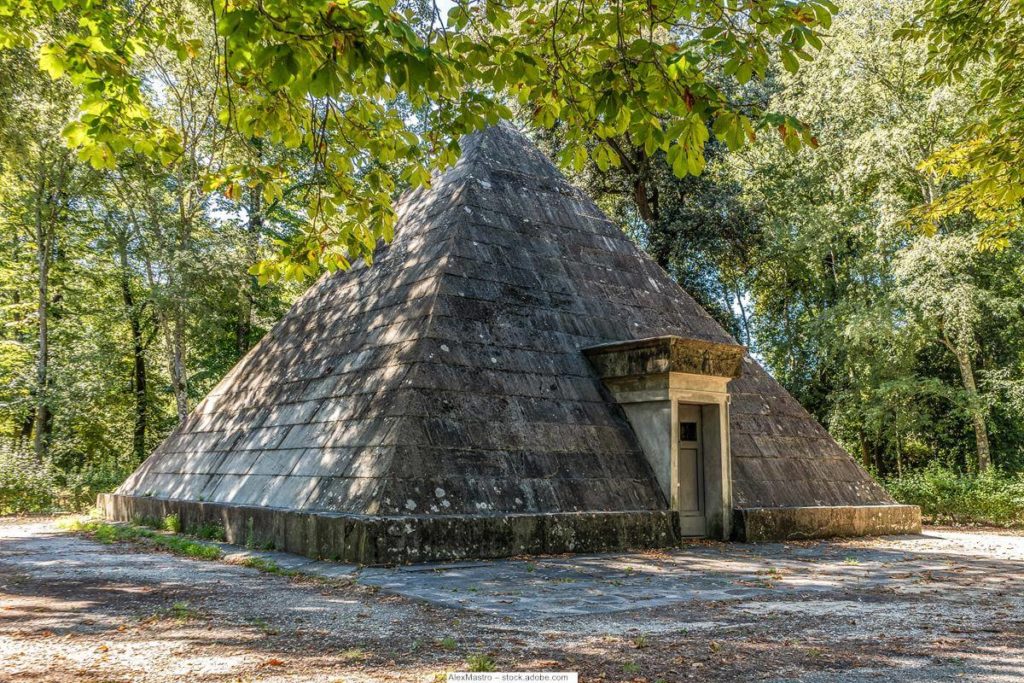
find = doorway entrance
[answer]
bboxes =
[677,403,707,536]
[582,335,743,539]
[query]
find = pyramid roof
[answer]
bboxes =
[118,124,894,522]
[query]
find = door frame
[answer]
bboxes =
[667,375,733,539]
[583,336,743,541]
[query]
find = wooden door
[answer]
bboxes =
[677,404,707,536]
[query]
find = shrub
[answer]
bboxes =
[0,440,133,514]
[466,654,497,673]
[191,521,226,541]
[61,460,135,511]
[163,513,181,533]
[884,464,1024,527]
[61,518,222,560]
[0,446,56,514]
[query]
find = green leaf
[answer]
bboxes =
[39,44,66,79]
[62,121,89,148]
[781,50,799,74]
[309,63,343,98]
[736,62,754,84]
[592,142,619,172]
[268,48,298,87]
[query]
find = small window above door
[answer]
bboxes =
[679,421,698,441]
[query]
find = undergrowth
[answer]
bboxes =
[884,464,1024,527]
[238,556,296,576]
[0,445,133,514]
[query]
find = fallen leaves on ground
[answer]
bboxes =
[260,657,286,667]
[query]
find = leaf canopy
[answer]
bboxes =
[0,0,835,277]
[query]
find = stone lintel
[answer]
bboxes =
[583,336,746,380]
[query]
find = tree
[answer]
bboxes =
[726,0,1024,474]
[898,0,1024,249]
[0,0,834,278]
[0,49,89,460]
[893,234,1021,472]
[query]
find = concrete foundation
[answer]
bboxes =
[98,493,682,565]
[734,504,922,542]
[99,494,921,564]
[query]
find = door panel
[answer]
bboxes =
[677,404,706,536]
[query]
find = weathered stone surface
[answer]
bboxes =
[99,493,682,565]
[107,123,916,561]
[100,491,919,562]
[734,505,922,542]
[584,336,746,379]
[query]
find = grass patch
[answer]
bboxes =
[166,601,201,621]
[191,522,226,541]
[60,518,222,560]
[466,654,497,672]
[158,534,222,560]
[248,617,280,636]
[238,556,299,577]
[340,647,367,662]
[162,514,181,533]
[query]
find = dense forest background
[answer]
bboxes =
[2,0,1023,522]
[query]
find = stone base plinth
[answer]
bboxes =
[98,493,681,565]
[733,504,922,542]
[99,495,922,563]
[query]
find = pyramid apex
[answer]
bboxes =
[457,122,567,183]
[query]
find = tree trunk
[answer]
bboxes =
[857,427,872,471]
[167,313,189,423]
[32,161,51,462]
[955,350,991,472]
[942,331,991,472]
[632,177,673,270]
[116,234,148,462]
[895,435,903,477]
[235,184,262,356]
[734,287,752,347]
[633,177,656,224]
[164,173,195,424]
[872,444,886,477]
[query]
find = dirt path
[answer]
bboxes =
[1,517,1022,682]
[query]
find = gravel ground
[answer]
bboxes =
[1,516,1022,682]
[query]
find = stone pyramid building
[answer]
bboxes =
[102,125,919,564]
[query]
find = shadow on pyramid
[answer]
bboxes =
[103,124,919,564]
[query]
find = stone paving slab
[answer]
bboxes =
[355,531,1022,616]
[177,529,1024,619]
[210,542,360,578]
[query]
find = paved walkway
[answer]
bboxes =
[2,517,1023,681]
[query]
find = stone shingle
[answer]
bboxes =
[118,123,892,513]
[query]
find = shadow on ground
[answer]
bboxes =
[1,518,1022,682]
